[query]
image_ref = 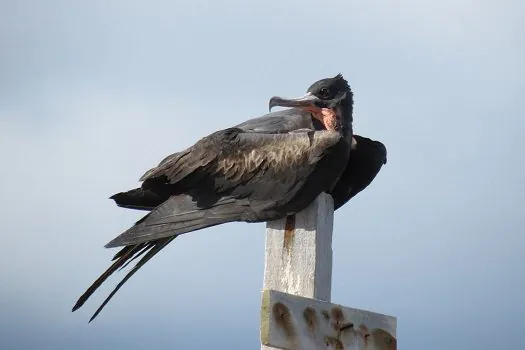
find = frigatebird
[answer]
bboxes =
[72,74,386,321]
[109,134,386,211]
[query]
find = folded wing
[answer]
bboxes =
[106,127,345,248]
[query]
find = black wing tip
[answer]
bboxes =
[86,238,175,323]
[110,191,140,204]
[109,192,122,200]
[72,242,164,323]
[353,135,387,164]
[377,141,387,164]
[88,313,99,323]
[109,192,130,205]
[109,193,129,208]
[104,239,122,249]
[72,295,88,313]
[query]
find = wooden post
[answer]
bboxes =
[260,193,397,350]
[262,192,334,303]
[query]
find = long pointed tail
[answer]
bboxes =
[72,237,176,322]
[73,195,251,321]
[105,195,249,248]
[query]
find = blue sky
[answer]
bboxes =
[1,1,524,349]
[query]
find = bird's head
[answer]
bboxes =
[269,74,353,133]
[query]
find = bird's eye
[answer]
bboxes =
[319,87,330,97]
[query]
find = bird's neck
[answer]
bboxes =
[336,92,354,139]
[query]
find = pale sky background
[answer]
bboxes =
[1,1,524,349]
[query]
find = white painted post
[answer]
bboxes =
[260,193,397,350]
[262,192,334,303]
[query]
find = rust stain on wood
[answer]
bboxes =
[371,329,397,350]
[272,302,295,338]
[331,306,345,330]
[303,307,317,332]
[282,215,296,253]
[324,336,344,350]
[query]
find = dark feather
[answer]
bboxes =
[87,237,175,322]
[331,135,387,210]
[105,196,251,247]
[118,243,153,271]
[72,243,147,312]
[110,189,170,211]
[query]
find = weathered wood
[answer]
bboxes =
[261,193,334,350]
[259,192,397,349]
[261,289,397,350]
[262,193,334,301]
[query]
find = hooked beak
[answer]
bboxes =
[269,92,322,112]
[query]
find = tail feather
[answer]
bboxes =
[73,195,251,321]
[105,195,250,248]
[87,237,176,322]
[72,243,148,312]
[72,237,177,322]
[118,243,153,271]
